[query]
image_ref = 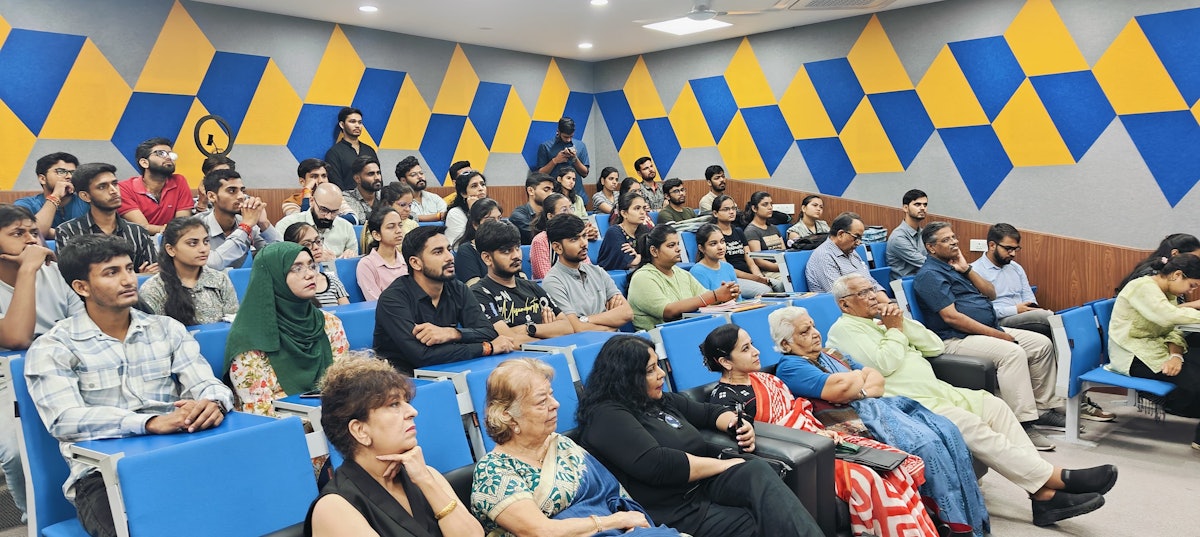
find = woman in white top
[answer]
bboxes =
[591,166,620,214]
[786,195,830,246]
[444,170,487,247]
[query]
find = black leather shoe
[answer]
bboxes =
[1062,464,1118,495]
[1032,491,1105,526]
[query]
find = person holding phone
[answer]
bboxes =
[534,117,590,200]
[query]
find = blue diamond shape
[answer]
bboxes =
[690,76,738,142]
[286,104,344,164]
[196,52,268,139]
[638,117,681,177]
[521,120,558,170]
[0,29,86,134]
[562,91,595,138]
[420,114,468,186]
[1029,71,1115,162]
[938,125,1013,209]
[949,37,1026,122]
[1121,110,1200,207]
[804,58,865,133]
[867,90,934,169]
[741,105,793,176]
[796,138,856,196]
[1138,7,1200,106]
[468,81,510,148]
[595,90,635,149]
[351,68,407,145]
[112,93,196,172]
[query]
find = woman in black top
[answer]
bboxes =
[710,195,774,297]
[576,336,822,537]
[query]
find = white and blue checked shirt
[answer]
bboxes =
[25,309,233,501]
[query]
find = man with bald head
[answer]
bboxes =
[275,182,359,259]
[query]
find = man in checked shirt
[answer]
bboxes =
[25,234,233,537]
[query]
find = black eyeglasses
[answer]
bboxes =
[997,244,1022,252]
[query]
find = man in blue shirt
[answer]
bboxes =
[534,117,589,199]
[913,221,1062,450]
[14,152,87,240]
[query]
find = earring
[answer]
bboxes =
[513,425,521,435]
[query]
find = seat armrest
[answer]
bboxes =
[929,353,998,392]
[444,464,476,505]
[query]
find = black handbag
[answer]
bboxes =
[834,441,907,472]
[718,447,793,479]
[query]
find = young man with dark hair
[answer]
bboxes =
[282,158,329,216]
[395,156,446,222]
[510,173,557,245]
[341,155,383,224]
[0,205,84,351]
[698,165,726,214]
[118,137,195,234]
[633,156,664,210]
[471,219,578,344]
[541,213,632,330]
[374,225,515,373]
[887,188,929,278]
[15,152,86,240]
[275,183,358,259]
[194,154,236,215]
[200,169,280,270]
[25,234,233,537]
[655,178,696,224]
[534,117,590,199]
[442,160,474,206]
[323,106,378,191]
[56,163,158,273]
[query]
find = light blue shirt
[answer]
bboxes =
[690,261,737,291]
[970,255,1035,319]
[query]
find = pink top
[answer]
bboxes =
[356,249,409,301]
[118,175,195,225]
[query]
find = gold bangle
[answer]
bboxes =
[590,514,603,533]
[434,498,457,520]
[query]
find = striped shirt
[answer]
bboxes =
[24,309,233,500]
[55,212,158,269]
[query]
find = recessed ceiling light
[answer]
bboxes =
[358,5,378,13]
[590,0,609,5]
[578,42,594,49]
[644,17,731,36]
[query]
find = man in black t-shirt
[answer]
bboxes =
[470,220,577,344]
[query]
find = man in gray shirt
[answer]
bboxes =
[886,189,929,278]
[541,214,632,330]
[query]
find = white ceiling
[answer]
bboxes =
[192,0,946,61]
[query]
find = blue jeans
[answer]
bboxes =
[0,381,27,521]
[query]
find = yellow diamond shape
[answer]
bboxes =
[993,79,1074,167]
[1004,0,1089,77]
[432,44,479,116]
[670,83,716,149]
[134,1,214,95]
[916,45,989,128]
[380,75,430,151]
[624,56,666,119]
[724,38,775,108]
[718,111,770,179]
[532,59,570,122]
[493,87,531,153]
[0,100,35,190]
[239,59,303,146]
[779,66,838,140]
[840,98,903,174]
[0,14,11,48]
[306,25,365,105]
[847,15,913,93]
[452,119,491,176]
[1093,19,1187,115]
[618,123,652,177]
[41,39,131,141]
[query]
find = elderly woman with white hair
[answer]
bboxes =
[767,305,989,537]
[471,358,681,537]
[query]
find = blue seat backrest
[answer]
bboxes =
[353,225,364,249]
[335,256,366,303]
[680,231,698,262]
[573,342,605,386]
[855,244,868,264]
[464,353,577,452]
[45,239,56,252]
[648,211,658,225]
[335,306,376,350]
[193,326,231,378]
[117,417,316,536]
[660,315,728,390]
[1091,298,1115,357]
[227,267,252,302]
[867,241,888,269]
[731,303,786,368]
[776,223,790,237]
[1059,307,1103,398]
[593,214,610,238]
[521,245,533,280]
[793,293,842,338]
[900,277,925,324]
[412,380,474,472]
[783,251,814,293]
[608,270,628,293]
[137,273,152,289]
[8,356,83,535]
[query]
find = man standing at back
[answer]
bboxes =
[887,189,928,279]
[323,107,378,191]
[534,117,590,200]
[118,138,195,235]
[697,165,726,214]
[14,152,86,240]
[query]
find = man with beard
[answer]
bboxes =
[118,138,195,234]
[541,214,632,330]
[697,165,727,214]
[887,189,929,278]
[510,173,556,245]
[374,225,515,374]
[655,178,695,225]
[341,155,383,224]
[281,158,329,216]
[323,107,378,191]
[14,152,85,240]
[56,163,158,273]
[534,117,590,199]
[634,156,664,210]
[25,234,233,537]
[471,219,577,344]
[199,169,281,270]
[275,183,359,260]
[395,155,446,222]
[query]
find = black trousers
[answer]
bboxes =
[1130,356,1200,442]
[680,459,823,537]
[74,472,118,537]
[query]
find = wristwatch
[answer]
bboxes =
[526,322,538,337]
[578,315,590,324]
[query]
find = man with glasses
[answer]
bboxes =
[395,155,446,222]
[805,211,888,300]
[887,189,928,278]
[276,183,359,261]
[697,165,727,214]
[14,152,85,240]
[118,138,195,234]
[913,221,1062,449]
[654,178,695,224]
[282,158,329,216]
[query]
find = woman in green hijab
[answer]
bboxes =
[224,242,350,415]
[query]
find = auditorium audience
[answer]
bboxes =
[445,170,488,247]
[742,192,785,290]
[282,223,350,307]
[655,178,695,225]
[628,225,737,330]
[534,117,590,199]
[454,198,502,286]
[195,154,236,215]
[200,169,281,270]
[119,137,194,234]
[690,223,760,299]
[472,220,577,344]
[363,181,419,251]
[542,214,633,330]
[14,152,84,239]
[591,166,620,214]
[785,194,829,246]
[633,157,664,210]
[709,195,773,297]
[356,207,409,302]
[596,191,650,271]
[141,217,239,326]
[1116,233,1200,300]
[56,163,158,273]
[282,158,329,216]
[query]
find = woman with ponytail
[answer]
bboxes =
[140,217,239,326]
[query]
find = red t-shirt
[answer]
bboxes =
[118,175,195,226]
